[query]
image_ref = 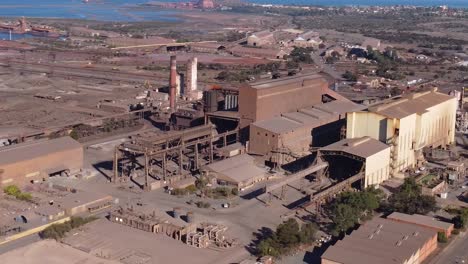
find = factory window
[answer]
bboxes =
[265,133,268,136]
[257,132,260,135]
[272,135,275,138]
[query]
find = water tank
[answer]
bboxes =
[173,207,182,218]
[186,211,195,223]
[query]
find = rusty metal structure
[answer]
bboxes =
[113,124,239,190]
[110,207,195,240]
[169,55,177,112]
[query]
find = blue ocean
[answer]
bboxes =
[0,0,466,22]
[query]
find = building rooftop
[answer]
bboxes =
[249,30,274,39]
[387,212,454,230]
[252,100,365,134]
[320,137,389,159]
[297,30,320,41]
[190,42,227,49]
[55,191,112,210]
[205,154,266,184]
[229,46,285,57]
[249,74,325,90]
[322,217,436,264]
[0,137,82,166]
[368,90,454,119]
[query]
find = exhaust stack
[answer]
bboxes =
[169,55,177,111]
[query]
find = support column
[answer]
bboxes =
[113,147,119,183]
[179,146,183,175]
[144,152,149,190]
[209,139,213,163]
[194,144,199,170]
[223,134,227,147]
[163,152,167,181]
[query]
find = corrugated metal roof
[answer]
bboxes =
[387,212,454,230]
[249,74,324,90]
[252,100,364,134]
[322,217,436,264]
[0,137,82,166]
[320,137,389,158]
[206,154,266,184]
[250,30,274,39]
[368,91,454,119]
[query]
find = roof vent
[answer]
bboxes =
[403,235,409,240]
[413,232,419,237]
[396,240,403,246]
[377,224,383,229]
[368,234,374,239]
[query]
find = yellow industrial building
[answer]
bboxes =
[320,137,391,188]
[346,89,457,176]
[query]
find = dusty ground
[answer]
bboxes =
[0,240,119,264]
[63,219,233,264]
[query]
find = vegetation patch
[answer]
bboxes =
[3,185,33,202]
[39,216,98,240]
[257,218,317,258]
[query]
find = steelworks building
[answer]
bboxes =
[346,88,457,176]
[322,217,438,264]
[0,137,83,187]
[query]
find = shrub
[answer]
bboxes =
[172,188,188,196]
[40,216,97,240]
[452,229,460,235]
[3,185,21,196]
[195,201,211,208]
[17,192,33,202]
[3,185,33,202]
[231,188,239,196]
[185,185,197,194]
[437,232,448,243]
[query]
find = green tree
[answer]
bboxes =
[327,188,383,235]
[342,71,357,82]
[384,178,436,215]
[453,208,468,229]
[276,218,300,247]
[289,47,314,64]
[69,129,79,140]
[299,222,318,244]
[256,219,318,257]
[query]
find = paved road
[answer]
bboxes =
[427,231,467,264]
[0,233,41,256]
[310,51,342,80]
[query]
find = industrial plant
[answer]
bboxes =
[0,5,467,264]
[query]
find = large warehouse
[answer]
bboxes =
[321,217,437,264]
[249,100,365,165]
[320,137,390,188]
[238,74,347,134]
[346,89,457,175]
[0,137,83,187]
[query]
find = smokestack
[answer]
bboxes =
[169,55,177,111]
[186,57,198,96]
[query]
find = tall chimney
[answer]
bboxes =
[169,55,177,111]
[186,57,198,95]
